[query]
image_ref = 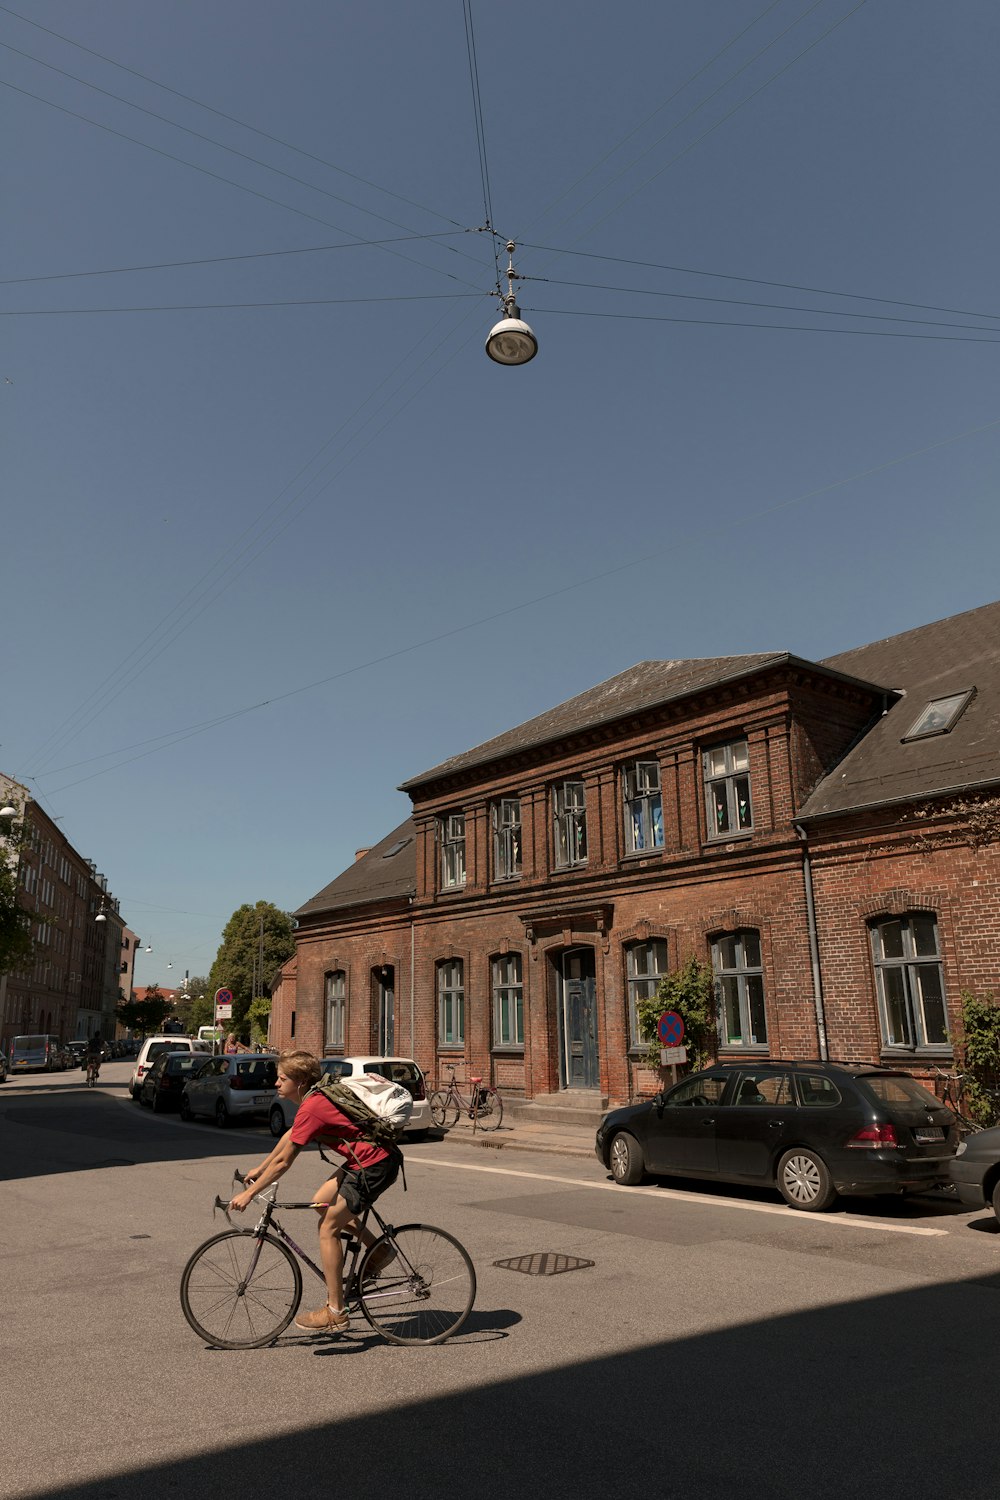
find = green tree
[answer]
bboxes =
[208,901,295,1040]
[0,805,37,977]
[636,955,717,1073]
[246,996,272,1048]
[117,981,170,1038]
[959,990,1000,1127]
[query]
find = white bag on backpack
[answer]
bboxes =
[340,1072,413,1135]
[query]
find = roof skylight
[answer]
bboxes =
[902,689,974,741]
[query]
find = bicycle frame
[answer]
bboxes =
[437,1067,490,1132]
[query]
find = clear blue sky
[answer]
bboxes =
[3,1,998,986]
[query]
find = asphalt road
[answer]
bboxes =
[3,1061,999,1500]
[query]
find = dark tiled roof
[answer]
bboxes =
[295,819,416,919]
[800,600,1000,819]
[401,654,811,790]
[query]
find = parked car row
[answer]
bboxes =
[596,1059,962,1213]
[4,1033,141,1073]
[133,1041,432,1136]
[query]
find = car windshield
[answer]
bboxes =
[147,1042,188,1060]
[167,1056,203,1074]
[863,1074,942,1109]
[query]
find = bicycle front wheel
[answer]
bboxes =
[180,1230,302,1349]
[358,1224,476,1345]
[429,1091,458,1130]
[475,1087,504,1131]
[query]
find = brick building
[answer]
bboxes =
[0,776,126,1048]
[277,602,1000,1109]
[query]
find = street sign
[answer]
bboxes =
[661,1046,688,1065]
[657,1010,685,1047]
[215,987,233,1022]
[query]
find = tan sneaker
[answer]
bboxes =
[363,1241,397,1279]
[293,1304,350,1334]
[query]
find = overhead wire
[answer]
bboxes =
[34,412,1000,796]
[462,0,502,296]
[525,305,1000,343]
[1,292,483,316]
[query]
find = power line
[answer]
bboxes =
[516,243,1000,325]
[1,292,484,317]
[0,231,476,287]
[528,304,1000,343]
[0,2,466,230]
[462,0,501,295]
[35,413,1000,795]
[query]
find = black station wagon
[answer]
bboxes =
[596,1060,958,1212]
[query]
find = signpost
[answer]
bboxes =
[657,1010,687,1084]
[214,987,233,1021]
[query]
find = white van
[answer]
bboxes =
[197,1026,224,1044]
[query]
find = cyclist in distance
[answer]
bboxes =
[85,1032,103,1081]
[229,1049,400,1334]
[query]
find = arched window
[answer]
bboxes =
[492,953,523,1046]
[712,930,767,1048]
[437,959,464,1047]
[870,915,947,1049]
[325,970,345,1050]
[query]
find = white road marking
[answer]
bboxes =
[403,1153,949,1236]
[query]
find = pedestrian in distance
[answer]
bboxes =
[228,1048,400,1335]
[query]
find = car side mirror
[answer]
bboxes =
[654,1090,667,1111]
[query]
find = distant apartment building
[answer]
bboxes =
[273,601,1000,1111]
[0,775,126,1047]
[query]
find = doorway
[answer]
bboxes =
[558,948,599,1090]
[376,967,394,1055]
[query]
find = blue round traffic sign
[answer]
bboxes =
[657,1010,684,1046]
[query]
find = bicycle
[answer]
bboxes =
[929,1067,984,1134]
[85,1058,100,1088]
[179,1171,476,1349]
[429,1064,503,1132]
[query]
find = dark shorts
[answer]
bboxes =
[336,1153,400,1216]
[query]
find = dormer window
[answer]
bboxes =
[902,689,974,741]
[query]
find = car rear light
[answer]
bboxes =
[158,1077,173,1090]
[846,1122,899,1149]
[230,1074,254,1090]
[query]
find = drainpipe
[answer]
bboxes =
[409,897,415,1060]
[794,822,828,1061]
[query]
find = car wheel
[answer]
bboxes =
[407,1129,430,1143]
[610,1132,645,1186]
[131,1083,142,1101]
[215,1100,228,1128]
[268,1104,286,1139]
[777,1148,837,1212]
[991,1179,1000,1226]
[179,1095,193,1122]
[151,1092,162,1114]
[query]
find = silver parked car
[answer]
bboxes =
[180,1053,278,1127]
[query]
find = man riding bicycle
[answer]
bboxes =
[229,1049,400,1335]
[85,1032,103,1082]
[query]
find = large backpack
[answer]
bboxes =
[307,1072,413,1152]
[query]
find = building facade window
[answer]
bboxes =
[492,798,522,881]
[439,813,466,890]
[625,939,668,1045]
[870,915,948,1049]
[492,953,523,1046]
[325,970,345,1049]
[553,780,588,869]
[623,760,664,854]
[437,959,465,1047]
[704,740,753,838]
[712,930,767,1048]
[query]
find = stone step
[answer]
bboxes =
[504,1092,608,1129]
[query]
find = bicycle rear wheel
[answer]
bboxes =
[474,1087,503,1131]
[180,1230,302,1349]
[358,1224,476,1345]
[429,1091,458,1130]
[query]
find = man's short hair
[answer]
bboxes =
[278,1049,322,1088]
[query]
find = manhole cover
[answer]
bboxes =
[493,1252,595,1276]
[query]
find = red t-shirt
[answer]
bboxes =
[290,1092,389,1170]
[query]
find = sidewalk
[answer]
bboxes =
[427,1112,597,1161]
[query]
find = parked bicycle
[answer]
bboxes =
[429,1064,503,1132]
[180,1171,476,1348]
[929,1067,991,1134]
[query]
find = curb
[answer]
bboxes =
[427,1124,596,1160]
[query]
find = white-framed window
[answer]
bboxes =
[492,798,522,881]
[437,959,465,1046]
[492,953,523,1046]
[625,939,668,1046]
[553,780,587,869]
[902,691,973,741]
[713,930,767,1048]
[623,760,664,854]
[704,740,753,838]
[870,915,948,1049]
[440,813,466,889]
[325,970,345,1049]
